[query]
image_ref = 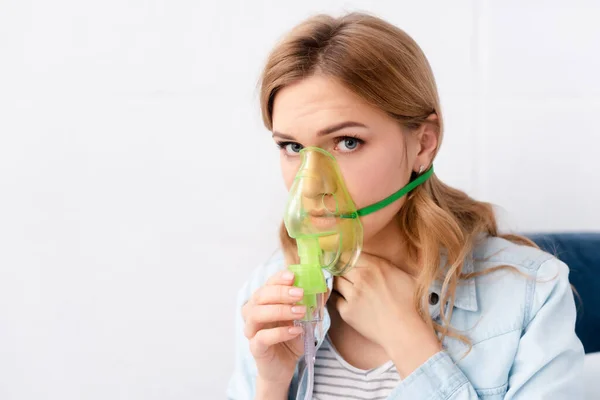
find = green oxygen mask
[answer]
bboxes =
[283,147,363,327]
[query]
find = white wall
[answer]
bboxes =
[0,1,598,399]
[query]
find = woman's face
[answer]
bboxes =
[272,74,431,244]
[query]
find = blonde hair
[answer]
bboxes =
[259,12,537,345]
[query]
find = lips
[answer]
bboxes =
[308,210,334,217]
[309,214,338,229]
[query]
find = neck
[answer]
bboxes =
[362,215,415,275]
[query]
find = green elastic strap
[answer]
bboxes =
[341,165,434,219]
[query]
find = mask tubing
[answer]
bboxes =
[301,320,316,400]
[293,292,323,400]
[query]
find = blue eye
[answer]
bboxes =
[336,136,363,152]
[277,141,304,156]
[276,136,363,155]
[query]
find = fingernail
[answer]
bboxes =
[289,288,304,297]
[291,305,306,314]
[289,326,303,335]
[283,271,294,281]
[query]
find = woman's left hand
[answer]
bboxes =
[332,252,443,377]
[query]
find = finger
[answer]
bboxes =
[331,289,347,304]
[339,251,376,268]
[244,304,306,338]
[265,270,296,286]
[342,250,392,270]
[341,263,361,282]
[333,276,353,299]
[356,251,397,271]
[242,271,299,323]
[250,325,304,357]
[252,284,304,305]
[331,290,349,318]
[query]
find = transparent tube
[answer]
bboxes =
[294,292,324,400]
[301,320,315,400]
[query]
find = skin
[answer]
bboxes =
[243,74,441,399]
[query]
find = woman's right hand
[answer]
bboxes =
[241,270,307,388]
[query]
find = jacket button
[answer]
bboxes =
[429,292,439,305]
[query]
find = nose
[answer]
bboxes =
[299,152,338,198]
[300,174,327,199]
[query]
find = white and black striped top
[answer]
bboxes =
[312,335,401,400]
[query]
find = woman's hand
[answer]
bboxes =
[241,270,306,391]
[331,252,443,377]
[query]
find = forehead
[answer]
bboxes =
[272,75,386,136]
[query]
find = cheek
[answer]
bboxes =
[343,155,407,210]
[340,150,410,241]
[280,157,298,190]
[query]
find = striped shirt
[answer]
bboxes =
[312,335,401,400]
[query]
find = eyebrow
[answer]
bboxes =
[272,121,368,141]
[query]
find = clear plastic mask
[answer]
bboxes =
[283,147,363,276]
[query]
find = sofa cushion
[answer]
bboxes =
[526,233,600,354]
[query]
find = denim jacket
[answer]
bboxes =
[227,236,585,399]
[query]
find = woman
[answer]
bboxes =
[227,12,584,400]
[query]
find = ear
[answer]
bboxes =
[412,113,439,173]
